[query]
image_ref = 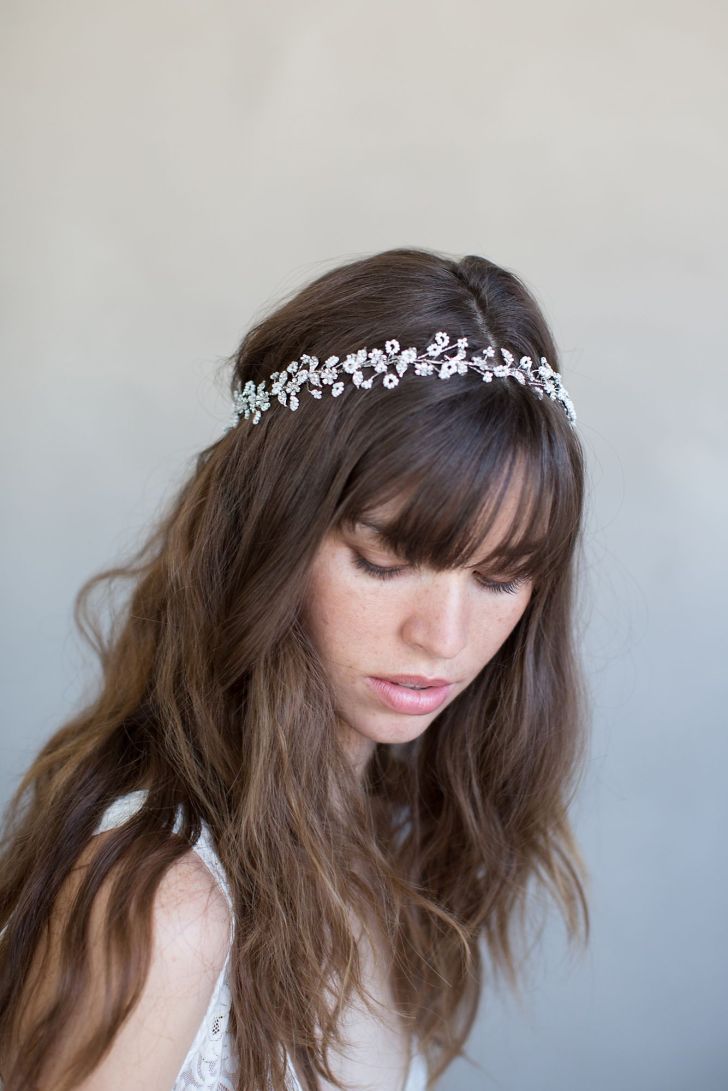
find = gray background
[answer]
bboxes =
[1,2,726,1089]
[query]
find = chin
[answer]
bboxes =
[359,714,433,746]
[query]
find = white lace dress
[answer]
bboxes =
[3,790,428,1091]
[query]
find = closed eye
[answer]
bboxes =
[350,552,523,595]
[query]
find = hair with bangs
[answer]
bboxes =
[0,246,590,1091]
[335,392,577,587]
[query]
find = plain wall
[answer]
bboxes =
[1,2,726,1089]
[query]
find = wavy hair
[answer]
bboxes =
[0,247,590,1091]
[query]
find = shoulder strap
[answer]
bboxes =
[93,789,149,835]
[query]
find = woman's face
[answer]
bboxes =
[302,494,535,780]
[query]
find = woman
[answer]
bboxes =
[0,246,589,1091]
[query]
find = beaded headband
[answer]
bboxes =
[226,331,576,430]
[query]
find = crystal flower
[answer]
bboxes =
[225,330,577,430]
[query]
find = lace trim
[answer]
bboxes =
[171,950,240,1091]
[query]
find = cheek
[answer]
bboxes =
[474,593,531,659]
[500,592,531,625]
[304,557,375,650]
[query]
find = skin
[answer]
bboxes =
[302,493,534,783]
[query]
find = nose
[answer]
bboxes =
[400,573,469,662]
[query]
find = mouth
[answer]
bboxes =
[366,676,454,715]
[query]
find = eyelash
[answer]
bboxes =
[351,553,523,595]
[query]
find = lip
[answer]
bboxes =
[377,673,453,686]
[367,676,454,715]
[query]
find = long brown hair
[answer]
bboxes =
[0,246,590,1091]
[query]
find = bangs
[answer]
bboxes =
[335,384,582,586]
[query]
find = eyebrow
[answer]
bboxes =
[354,518,494,571]
[356,518,388,538]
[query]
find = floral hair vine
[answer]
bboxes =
[225,331,577,431]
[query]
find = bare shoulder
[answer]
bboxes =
[5,831,233,1091]
[150,841,233,966]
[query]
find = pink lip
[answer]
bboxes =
[377,673,453,686]
[367,676,453,715]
